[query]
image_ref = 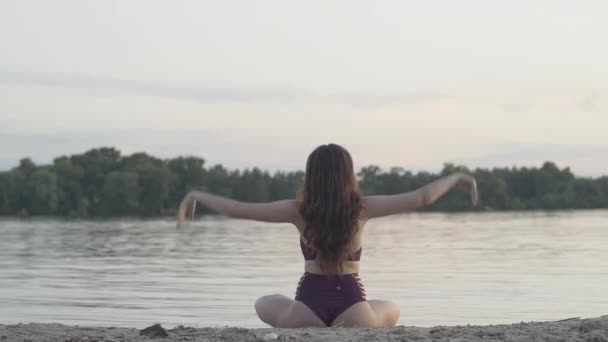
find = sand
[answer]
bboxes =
[1,316,607,342]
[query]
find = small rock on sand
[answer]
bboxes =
[581,318,605,333]
[139,324,168,338]
[263,332,278,340]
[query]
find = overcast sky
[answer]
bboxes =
[1,1,607,175]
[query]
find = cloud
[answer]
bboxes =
[2,69,604,115]
[0,69,445,107]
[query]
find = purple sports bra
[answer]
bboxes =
[300,238,363,261]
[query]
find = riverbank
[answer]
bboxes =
[1,316,607,342]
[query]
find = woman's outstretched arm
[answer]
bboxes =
[362,173,478,220]
[177,190,298,228]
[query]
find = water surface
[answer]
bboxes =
[1,211,606,327]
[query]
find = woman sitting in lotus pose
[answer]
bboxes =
[177,143,478,328]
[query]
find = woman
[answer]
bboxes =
[177,144,478,328]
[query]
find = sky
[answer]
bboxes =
[0,1,607,176]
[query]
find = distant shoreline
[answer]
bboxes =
[2,147,608,217]
[1,316,606,341]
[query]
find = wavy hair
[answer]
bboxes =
[297,144,363,274]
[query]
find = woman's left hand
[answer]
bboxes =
[177,192,197,228]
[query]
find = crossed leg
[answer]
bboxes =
[255,294,326,328]
[255,294,399,328]
[331,300,400,327]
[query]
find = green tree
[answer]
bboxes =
[123,153,171,216]
[99,171,139,216]
[23,168,59,215]
[357,165,382,194]
[206,164,233,197]
[0,172,10,214]
[72,148,122,215]
[167,156,206,207]
[53,156,87,216]
[474,169,509,210]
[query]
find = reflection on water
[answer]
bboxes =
[0,211,607,328]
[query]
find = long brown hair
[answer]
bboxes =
[297,144,363,274]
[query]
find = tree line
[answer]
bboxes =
[0,147,606,217]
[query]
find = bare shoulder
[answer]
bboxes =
[277,199,305,227]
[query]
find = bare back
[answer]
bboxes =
[293,211,367,275]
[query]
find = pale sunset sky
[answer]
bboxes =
[0,1,606,175]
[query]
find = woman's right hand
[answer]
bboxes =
[456,174,479,206]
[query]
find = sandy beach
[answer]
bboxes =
[1,316,607,342]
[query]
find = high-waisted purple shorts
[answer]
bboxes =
[295,272,367,326]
